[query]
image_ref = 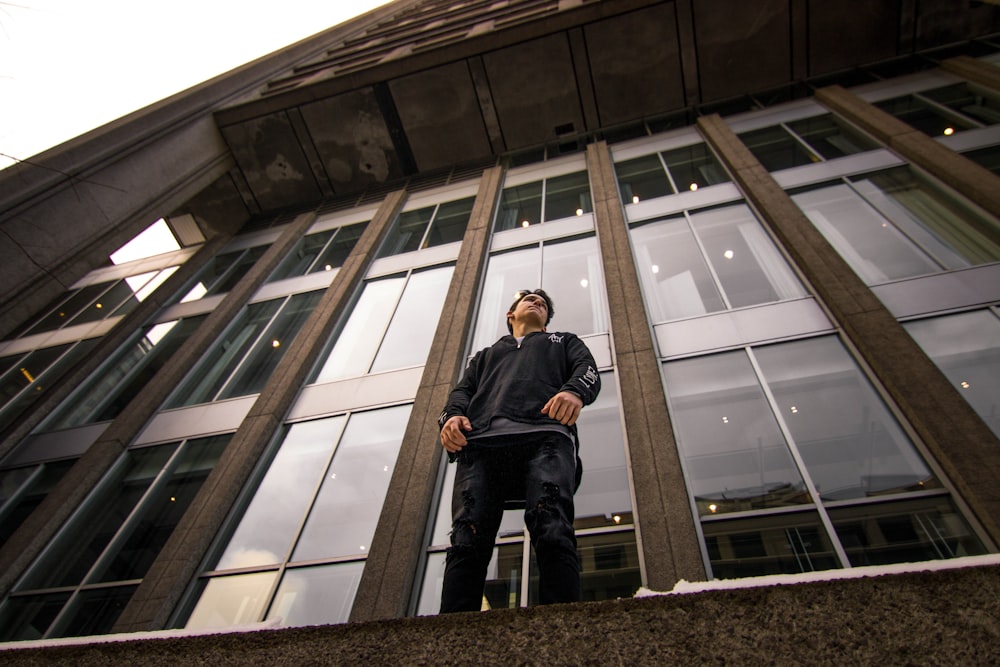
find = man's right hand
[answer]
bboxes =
[440,415,472,453]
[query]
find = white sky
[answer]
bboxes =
[0,0,392,171]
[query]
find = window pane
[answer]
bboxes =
[426,198,474,248]
[963,145,1000,175]
[218,291,323,399]
[0,460,76,547]
[55,585,137,639]
[266,562,364,627]
[378,206,434,258]
[528,531,642,604]
[267,230,337,282]
[850,168,1000,267]
[689,204,805,308]
[309,222,366,274]
[540,236,609,336]
[786,114,878,160]
[0,344,75,407]
[496,181,542,231]
[754,337,937,501]
[185,571,277,630]
[575,375,631,526]
[292,405,410,561]
[544,171,592,221]
[215,417,347,571]
[791,183,940,283]
[45,316,207,430]
[23,282,115,335]
[661,142,730,191]
[663,351,809,517]
[180,249,244,302]
[630,216,725,322]
[921,83,1000,126]
[905,310,1000,438]
[0,591,71,641]
[369,265,454,373]
[702,512,840,579]
[167,299,283,407]
[207,245,268,296]
[19,445,178,590]
[829,496,986,566]
[67,280,138,326]
[616,155,673,204]
[471,246,541,351]
[92,435,230,583]
[876,94,976,137]
[312,277,406,383]
[739,126,817,171]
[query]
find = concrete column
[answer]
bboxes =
[0,234,233,459]
[112,190,407,632]
[0,212,317,599]
[350,167,503,622]
[940,56,1000,93]
[816,85,1000,240]
[697,113,1000,545]
[586,141,706,590]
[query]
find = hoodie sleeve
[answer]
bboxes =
[559,334,601,406]
[437,350,482,429]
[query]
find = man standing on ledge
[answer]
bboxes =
[438,288,601,612]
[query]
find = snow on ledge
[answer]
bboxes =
[634,553,1000,598]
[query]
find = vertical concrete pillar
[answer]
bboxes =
[113,190,408,632]
[0,212,317,598]
[586,141,706,590]
[697,113,1000,545]
[816,84,1000,238]
[350,167,503,622]
[0,234,233,459]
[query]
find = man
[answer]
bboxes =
[437,288,601,612]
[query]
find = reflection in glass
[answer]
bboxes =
[702,512,839,579]
[0,460,76,546]
[292,405,410,561]
[311,222,366,273]
[905,310,1000,438]
[185,571,277,629]
[425,198,474,248]
[630,216,725,322]
[540,237,609,336]
[23,282,116,336]
[57,585,138,639]
[616,154,673,204]
[378,206,435,257]
[660,142,729,192]
[921,83,1000,127]
[663,351,809,517]
[528,531,642,604]
[369,265,454,373]
[268,229,337,282]
[574,375,632,525]
[471,246,541,350]
[0,591,71,641]
[754,337,936,501]
[496,181,542,231]
[216,418,347,571]
[829,496,986,566]
[876,93,977,137]
[0,340,100,430]
[267,562,364,627]
[689,205,805,308]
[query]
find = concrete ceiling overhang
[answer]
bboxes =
[212,0,1000,214]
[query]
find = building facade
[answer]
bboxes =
[0,0,999,643]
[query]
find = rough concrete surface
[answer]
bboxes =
[2,565,998,665]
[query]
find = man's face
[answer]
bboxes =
[507,293,548,331]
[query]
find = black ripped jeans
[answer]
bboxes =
[440,432,581,613]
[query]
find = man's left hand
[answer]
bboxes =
[541,391,584,426]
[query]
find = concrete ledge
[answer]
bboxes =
[3,559,998,665]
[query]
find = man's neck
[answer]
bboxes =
[511,323,544,338]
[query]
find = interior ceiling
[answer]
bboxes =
[211,0,1000,215]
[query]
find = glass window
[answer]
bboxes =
[738,125,818,171]
[791,168,1000,284]
[311,222,366,273]
[664,351,810,517]
[922,84,1000,126]
[0,435,230,640]
[785,114,879,160]
[20,282,117,336]
[0,341,99,430]
[185,245,268,301]
[962,144,1000,175]
[543,171,592,220]
[496,181,542,231]
[494,172,592,232]
[471,236,609,350]
[875,94,976,137]
[702,512,840,579]
[43,316,207,430]
[377,199,473,258]
[0,460,76,547]
[312,265,454,383]
[905,310,1000,438]
[168,291,321,408]
[267,229,338,282]
[616,143,730,205]
[630,204,804,324]
[185,406,410,630]
[753,337,937,501]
